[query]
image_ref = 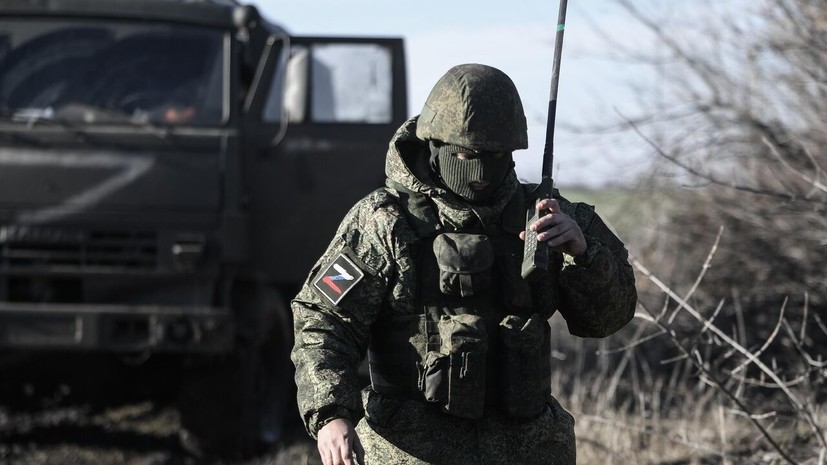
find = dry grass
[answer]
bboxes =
[556,360,825,465]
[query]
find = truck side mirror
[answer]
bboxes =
[243,33,286,117]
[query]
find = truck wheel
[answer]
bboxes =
[178,284,294,461]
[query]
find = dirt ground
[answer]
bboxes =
[0,353,322,465]
[0,400,322,465]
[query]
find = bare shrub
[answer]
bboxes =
[614,0,827,315]
[549,238,826,463]
[550,1,827,462]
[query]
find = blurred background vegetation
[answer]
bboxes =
[553,0,826,463]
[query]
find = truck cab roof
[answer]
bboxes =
[0,0,286,33]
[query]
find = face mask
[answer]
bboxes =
[435,147,512,203]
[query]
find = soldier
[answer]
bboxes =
[291,63,637,465]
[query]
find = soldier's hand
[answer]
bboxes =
[520,198,587,257]
[317,418,365,465]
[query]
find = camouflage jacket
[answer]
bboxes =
[290,117,637,437]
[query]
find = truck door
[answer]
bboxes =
[245,37,407,284]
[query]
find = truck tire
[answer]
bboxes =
[178,283,294,461]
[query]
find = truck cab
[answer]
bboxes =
[0,0,407,458]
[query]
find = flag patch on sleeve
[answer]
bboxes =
[313,252,365,305]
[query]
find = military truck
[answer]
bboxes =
[0,0,407,458]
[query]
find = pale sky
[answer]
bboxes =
[255,0,663,187]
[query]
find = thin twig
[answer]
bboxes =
[730,298,788,376]
[729,409,778,421]
[669,226,724,324]
[800,293,808,345]
[762,136,827,194]
[597,318,666,355]
[698,299,726,338]
[668,226,725,325]
[814,314,827,339]
[724,370,808,389]
[660,353,690,366]
[782,318,827,369]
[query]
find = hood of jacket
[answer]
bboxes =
[385,116,521,231]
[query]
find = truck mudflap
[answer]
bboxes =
[0,302,234,353]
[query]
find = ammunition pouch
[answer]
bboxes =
[500,314,551,418]
[420,350,449,402]
[433,233,494,297]
[424,313,488,419]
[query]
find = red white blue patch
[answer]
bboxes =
[313,253,364,305]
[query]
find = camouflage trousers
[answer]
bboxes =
[355,388,576,465]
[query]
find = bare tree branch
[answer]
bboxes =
[632,256,827,452]
[625,115,826,203]
[635,299,800,465]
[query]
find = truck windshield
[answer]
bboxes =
[0,19,224,126]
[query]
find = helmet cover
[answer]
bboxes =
[416,63,528,152]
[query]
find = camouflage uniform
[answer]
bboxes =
[291,64,637,465]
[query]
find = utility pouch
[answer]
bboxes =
[433,233,494,297]
[437,313,488,419]
[419,351,449,402]
[500,314,546,418]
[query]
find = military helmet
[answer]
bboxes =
[416,64,528,152]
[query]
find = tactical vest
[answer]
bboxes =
[368,184,556,420]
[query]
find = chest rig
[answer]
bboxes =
[369,185,552,419]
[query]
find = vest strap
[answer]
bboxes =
[385,181,441,238]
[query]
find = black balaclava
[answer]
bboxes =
[429,141,512,203]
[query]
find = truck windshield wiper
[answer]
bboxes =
[68,104,176,145]
[11,107,56,124]
[17,104,175,145]
[7,107,92,143]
